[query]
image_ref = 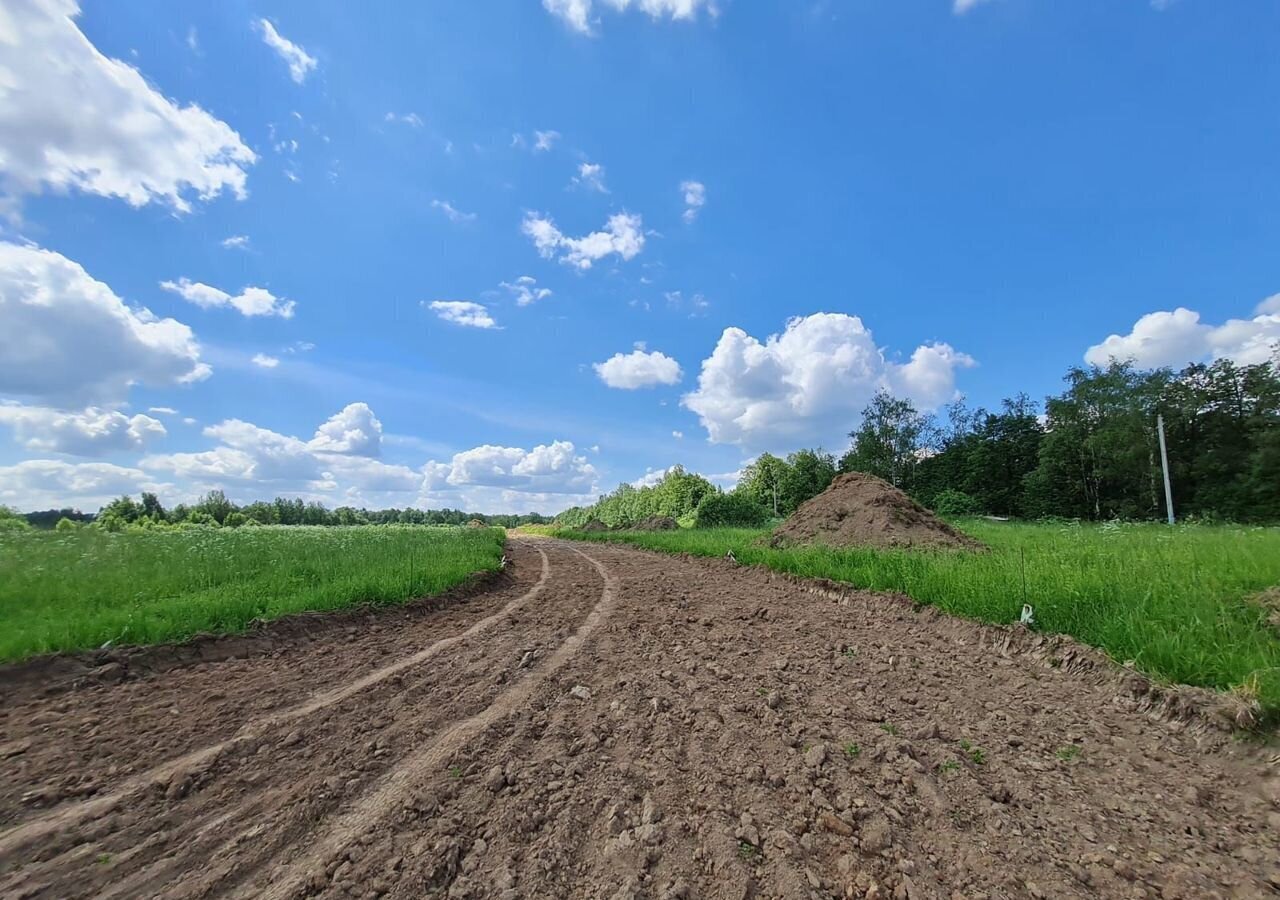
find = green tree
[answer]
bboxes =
[840,391,932,490]
[195,490,235,525]
[736,453,790,517]
[780,448,837,511]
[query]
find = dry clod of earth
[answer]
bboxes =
[0,538,1277,899]
[771,471,987,550]
[626,515,680,531]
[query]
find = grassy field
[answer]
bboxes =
[0,525,505,661]
[560,520,1280,719]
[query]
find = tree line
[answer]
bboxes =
[558,357,1280,528]
[11,492,552,532]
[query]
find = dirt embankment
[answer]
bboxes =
[772,472,986,551]
[1,538,1276,899]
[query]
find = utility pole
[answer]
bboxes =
[1156,413,1175,525]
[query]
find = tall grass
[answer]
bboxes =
[562,520,1280,715]
[0,525,505,661]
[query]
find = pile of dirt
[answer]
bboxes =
[578,519,610,532]
[771,471,985,551]
[627,515,679,531]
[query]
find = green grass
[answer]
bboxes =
[559,519,1280,717]
[0,525,505,661]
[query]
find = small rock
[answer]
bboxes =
[859,815,892,854]
[569,685,592,701]
[805,744,827,768]
[484,766,506,792]
[765,691,782,710]
[817,813,854,836]
[641,794,662,825]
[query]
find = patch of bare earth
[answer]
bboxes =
[1,539,1277,899]
[771,472,985,551]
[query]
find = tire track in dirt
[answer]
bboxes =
[0,544,552,865]
[241,543,618,900]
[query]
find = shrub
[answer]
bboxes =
[224,511,249,528]
[693,492,769,528]
[55,517,78,532]
[933,489,981,517]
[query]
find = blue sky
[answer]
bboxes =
[1,0,1278,513]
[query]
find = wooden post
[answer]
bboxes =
[1157,414,1175,525]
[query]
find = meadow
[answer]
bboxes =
[559,520,1280,719]
[0,525,505,661]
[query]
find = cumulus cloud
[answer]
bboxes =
[681,180,706,223]
[522,211,645,270]
[309,402,382,456]
[1084,298,1280,369]
[0,242,209,406]
[431,199,477,224]
[500,276,552,306]
[543,0,718,34]
[681,313,975,449]
[571,162,608,193]
[423,440,597,495]
[142,405,416,502]
[0,459,165,511]
[594,347,683,389]
[251,353,280,369]
[427,300,497,329]
[255,18,317,84]
[221,234,251,250]
[0,403,166,455]
[160,277,296,318]
[0,0,255,212]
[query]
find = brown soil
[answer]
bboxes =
[772,472,986,551]
[628,516,679,532]
[580,519,610,532]
[1,538,1277,899]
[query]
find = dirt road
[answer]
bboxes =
[2,538,1277,899]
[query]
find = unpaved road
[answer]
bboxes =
[1,538,1278,899]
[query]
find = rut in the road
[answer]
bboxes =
[0,545,553,864]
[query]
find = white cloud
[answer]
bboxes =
[0,459,166,512]
[148,407,178,416]
[0,403,166,455]
[431,199,477,224]
[160,277,295,318]
[142,405,417,502]
[424,440,597,495]
[309,402,382,456]
[0,0,255,212]
[681,313,975,449]
[427,300,497,329]
[1084,299,1280,369]
[594,348,683,389]
[534,129,561,152]
[522,211,645,269]
[500,276,552,306]
[385,111,424,128]
[672,430,683,439]
[251,353,280,369]
[543,0,718,34]
[255,18,317,84]
[0,242,209,406]
[631,465,674,489]
[953,0,995,13]
[221,234,250,250]
[681,180,706,223]
[571,162,608,193]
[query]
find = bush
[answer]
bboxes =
[224,511,248,528]
[693,492,769,528]
[55,517,78,532]
[933,489,981,517]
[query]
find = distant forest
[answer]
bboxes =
[12,497,552,531]
[8,357,1278,532]
[558,358,1280,528]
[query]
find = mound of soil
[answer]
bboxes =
[579,519,610,532]
[627,516,679,531]
[771,471,985,551]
